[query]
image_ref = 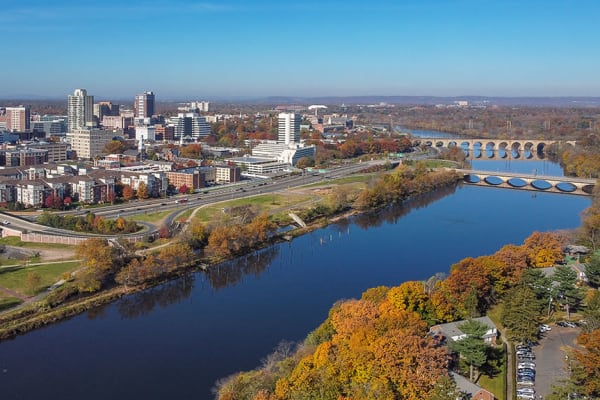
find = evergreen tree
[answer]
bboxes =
[449,320,489,382]
[501,284,541,343]
[554,265,585,318]
[585,253,600,288]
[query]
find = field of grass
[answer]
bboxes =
[129,210,173,223]
[0,237,75,250]
[191,193,314,224]
[0,295,22,311]
[0,261,80,296]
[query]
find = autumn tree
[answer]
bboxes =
[122,184,135,201]
[523,231,564,267]
[137,182,149,199]
[104,140,125,154]
[572,328,600,398]
[25,271,42,295]
[75,238,118,292]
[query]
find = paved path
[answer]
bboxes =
[0,285,27,301]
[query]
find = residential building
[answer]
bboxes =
[15,181,48,207]
[0,106,31,132]
[68,89,94,131]
[450,372,495,400]
[28,142,68,162]
[166,169,203,191]
[429,316,498,345]
[94,101,120,122]
[154,124,174,141]
[215,165,241,183]
[67,128,115,159]
[135,91,155,118]
[278,112,301,144]
[3,148,48,166]
[101,115,133,130]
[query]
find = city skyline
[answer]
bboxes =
[3,0,600,99]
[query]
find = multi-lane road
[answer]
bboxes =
[0,159,388,239]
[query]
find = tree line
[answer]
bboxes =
[213,228,579,400]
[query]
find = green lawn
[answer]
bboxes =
[0,237,75,250]
[0,261,80,296]
[0,295,22,311]
[128,210,173,223]
[191,193,313,224]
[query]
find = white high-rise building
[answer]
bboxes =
[68,89,94,131]
[278,112,301,144]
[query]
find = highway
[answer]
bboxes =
[0,159,388,239]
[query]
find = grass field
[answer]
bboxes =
[129,210,173,223]
[0,236,75,250]
[0,295,22,311]
[0,261,80,296]
[191,193,314,224]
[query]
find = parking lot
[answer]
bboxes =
[524,324,581,398]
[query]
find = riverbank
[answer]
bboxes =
[0,167,462,341]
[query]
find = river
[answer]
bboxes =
[0,160,591,399]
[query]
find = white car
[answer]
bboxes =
[539,324,551,332]
[518,361,536,369]
[1,220,9,225]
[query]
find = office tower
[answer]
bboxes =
[135,91,155,118]
[170,113,210,141]
[68,89,94,131]
[278,112,301,144]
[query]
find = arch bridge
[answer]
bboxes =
[454,169,595,196]
[414,138,576,153]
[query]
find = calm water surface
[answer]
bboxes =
[0,182,590,400]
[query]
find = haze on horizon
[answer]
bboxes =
[3,0,600,99]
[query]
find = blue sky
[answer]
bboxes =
[2,0,599,99]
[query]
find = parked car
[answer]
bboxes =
[517,387,536,395]
[518,367,536,374]
[557,320,577,328]
[517,377,535,386]
[517,392,535,400]
[518,353,535,360]
[539,324,551,332]
[518,361,536,369]
[1,220,9,225]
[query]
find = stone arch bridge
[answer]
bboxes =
[454,169,595,196]
[413,138,576,153]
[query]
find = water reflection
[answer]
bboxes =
[352,184,458,230]
[205,247,280,290]
[115,274,195,319]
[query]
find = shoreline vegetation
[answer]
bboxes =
[0,164,461,341]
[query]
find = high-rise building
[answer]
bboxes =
[0,106,31,132]
[170,113,210,141]
[68,89,94,131]
[67,128,115,159]
[94,101,120,122]
[278,112,301,144]
[135,91,155,118]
